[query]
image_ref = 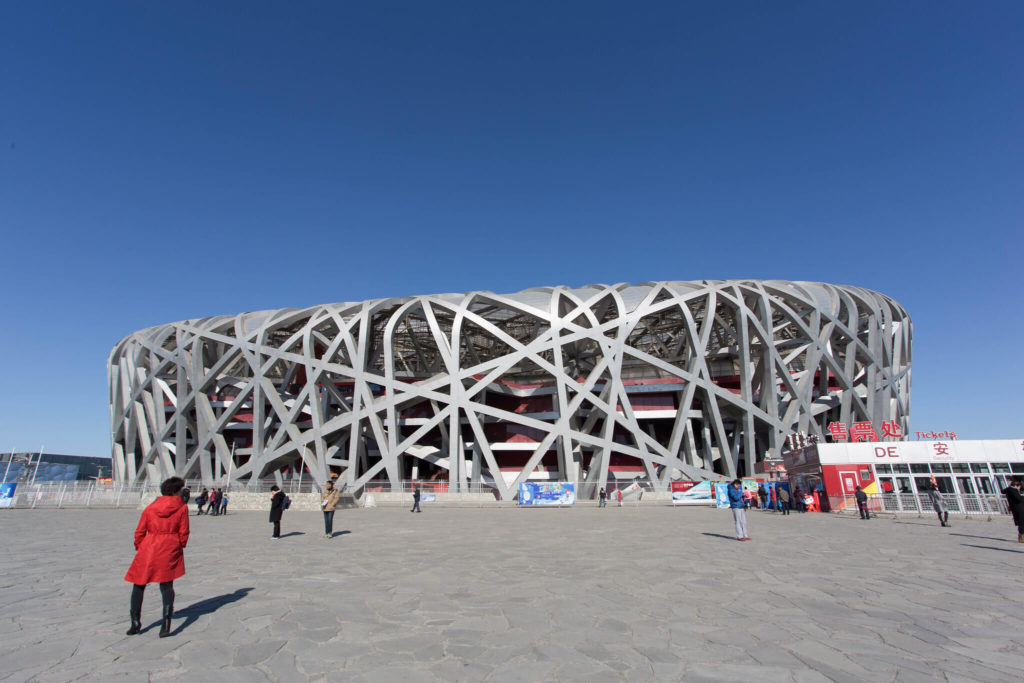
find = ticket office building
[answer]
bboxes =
[784,439,1024,509]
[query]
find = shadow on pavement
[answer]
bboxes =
[170,587,254,635]
[961,544,1024,554]
[279,531,305,538]
[701,532,738,541]
[330,530,351,538]
[950,533,1016,543]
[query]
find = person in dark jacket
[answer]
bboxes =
[727,479,750,541]
[411,486,421,513]
[757,484,768,510]
[269,486,285,538]
[1002,477,1024,543]
[778,486,790,515]
[599,488,607,508]
[855,486,870,519]
[124,476,189,637]
[195,488,208,515]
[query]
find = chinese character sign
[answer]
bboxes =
[851,422,879,442]
[827,422,848,442]
[880,420,903,438]
[827,421,905,442]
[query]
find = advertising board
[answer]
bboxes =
[671,480,714,505]
[0,482,16,508]
[518,482,575,506]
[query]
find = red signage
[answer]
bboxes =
[827,420,903,442]
[914,431,957,440]
[670,481,697,493]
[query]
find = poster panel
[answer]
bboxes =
[715,482,731,508]
[0,482,16,508]
[519,482,575,506]
[672,480,714,505]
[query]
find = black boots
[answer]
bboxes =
[126,611,142,636]
[158,602,174,638]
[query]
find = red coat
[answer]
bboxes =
[124,495,190,585]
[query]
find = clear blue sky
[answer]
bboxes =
[2,2,1021,458]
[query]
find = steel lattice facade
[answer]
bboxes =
[109,280,911,498]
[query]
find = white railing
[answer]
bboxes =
[835,492,1011,516]
[2,482,150,509]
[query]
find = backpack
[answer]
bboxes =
[283,495,292,510]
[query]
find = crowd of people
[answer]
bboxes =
[191,487,229,516]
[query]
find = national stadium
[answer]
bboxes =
[108,280,912,500]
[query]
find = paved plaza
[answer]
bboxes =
[1,505,1023,682]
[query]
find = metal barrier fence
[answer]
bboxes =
[2,482,149,509]
[830,492,1011,516]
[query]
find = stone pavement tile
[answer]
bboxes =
[2,667,63,683]
[892,669,944,682]
[233,638,286,666]
[685,663,795,683]
[792,670,840,683]
[486,660,559,682]
[745,643,813,668]
[1,640,78,677]
[784,640,878,683]
[257,648,300,680]
[428,657,493,681]
[359,667,436,683]
[945,647,1024,670]
[372,633,442,653]
[551,664,622,683]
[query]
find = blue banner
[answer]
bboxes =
[0,482,16,508]
[519,482,575,506]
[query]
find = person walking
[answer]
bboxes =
[758,484,768,511]
[778,486,790,515]
[599,488,607,508]
[928,483,950,527]
[616,489,623,507]
[218,489,228,515]
[124,477,189,638]
[195,488,208,515]
[411,485,421,513]
[855,486,870,520]
[1002,477,1024,543]
[181,486,190,507]
[207,488,219,516]
[321,480,340,537]
[269,486,285,538]
[727,479,750,541]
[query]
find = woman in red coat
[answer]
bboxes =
[124,476,190,637]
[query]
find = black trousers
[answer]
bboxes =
[131,582,173,615]
[858,501,869,519]
[272,520,281,537]
[323,510,334,535]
